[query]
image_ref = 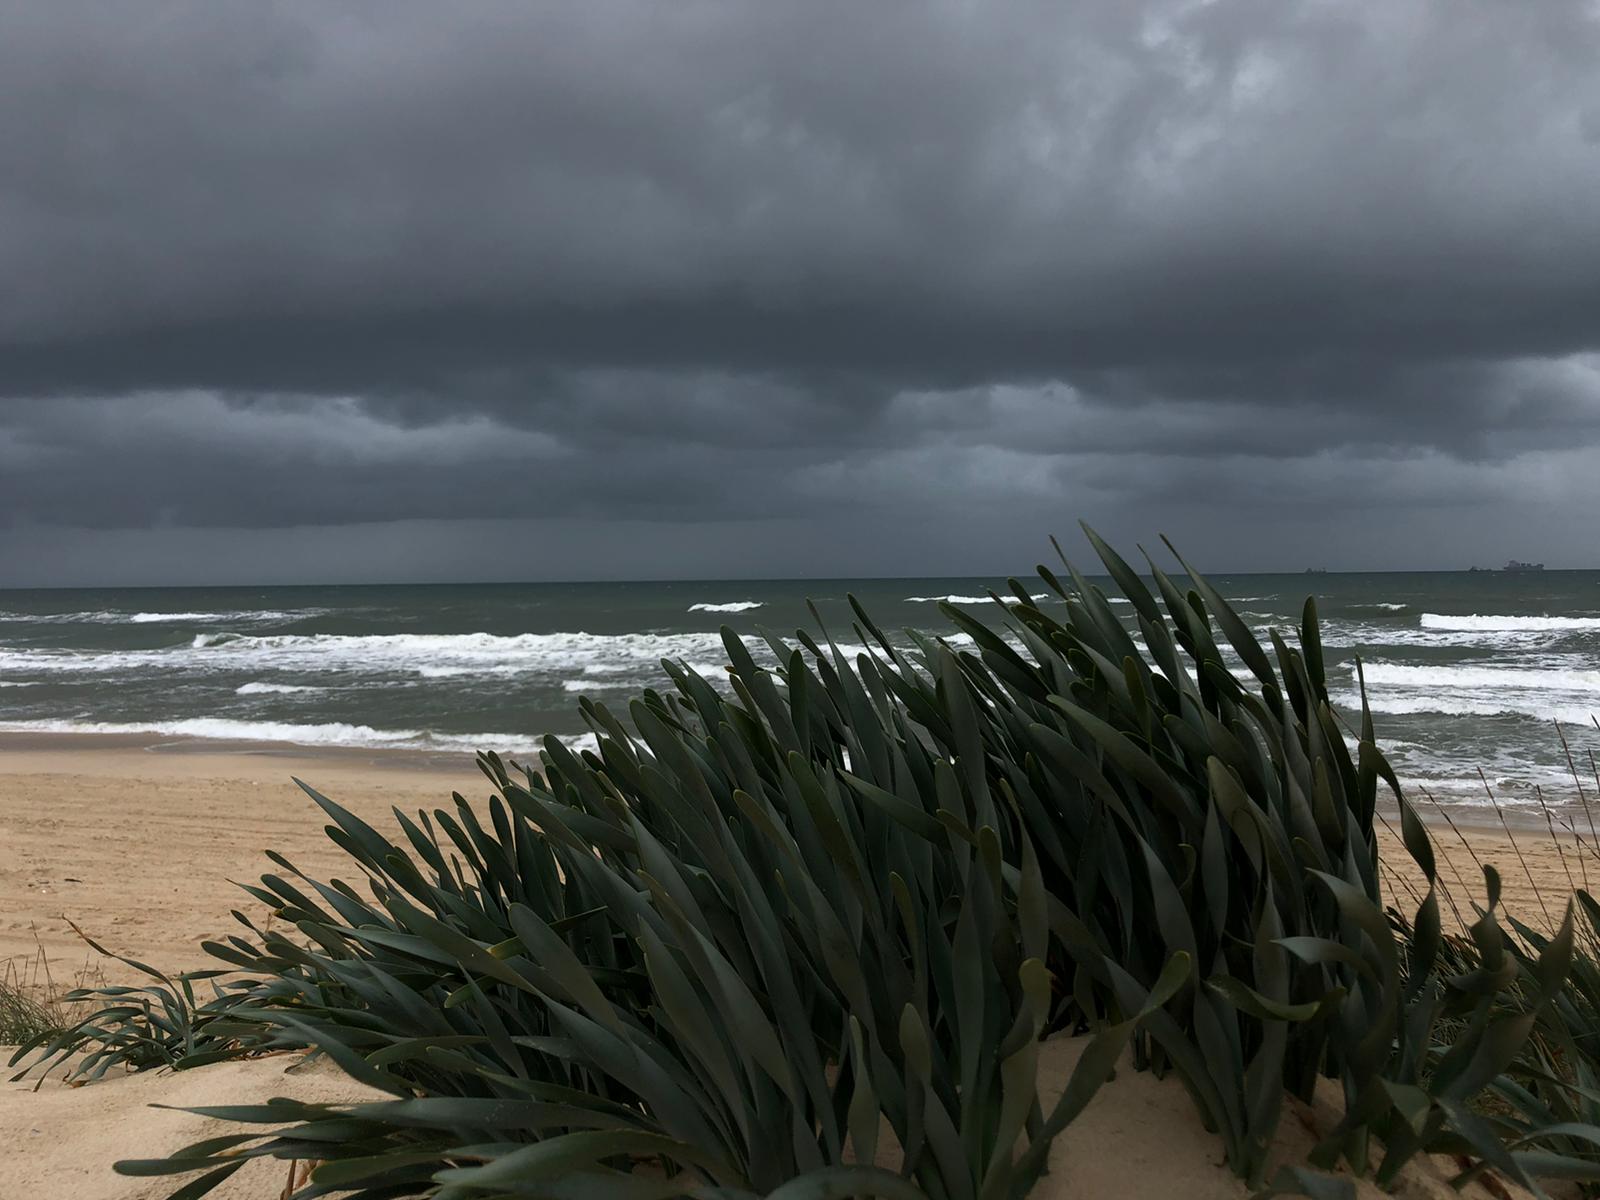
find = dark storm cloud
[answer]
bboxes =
[2,0,1600,579]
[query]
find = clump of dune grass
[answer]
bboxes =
[7,921,251,1082]
[0,937,76,1046]
[0,961,57,1045]
[17,526,1600,1200]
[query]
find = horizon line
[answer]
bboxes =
[4,566,1600,592]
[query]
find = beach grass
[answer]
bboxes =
[1,936,111,1048]
[0,964,56,1046]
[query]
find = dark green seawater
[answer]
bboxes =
[2,571,1599,811]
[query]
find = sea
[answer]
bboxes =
[2,572,1599,813]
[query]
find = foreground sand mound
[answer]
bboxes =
[0,1039,1548,1199]
[0,1052,384,1200]
[1037,1038,1542,1199]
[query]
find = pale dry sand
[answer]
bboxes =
[1377,807,1596,935]
[0,1039,1546,1200]
[0,734,486,981]
[1037,1037,1545,1200]
[1,1055,384,1200]
[0,733,1588,1199]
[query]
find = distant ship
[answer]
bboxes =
[1502,560,1545,573]
[1304,568,1328,575]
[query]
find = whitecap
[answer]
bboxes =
[1420,613,1600,632]
[904,593,1048,605]
[688,601,764,613]
[1357,662,1600,694]
[0,716,553,754]
[0,608,324,625]
[1333,689,1600,725]
[129,611,237,623]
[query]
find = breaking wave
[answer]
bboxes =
[1343,660,1600,725]
[1333,692,1600,725]
[0,716,556,754]
[0,608,324,625]
[1420,613,1600,632]
[1357,662,1600,694]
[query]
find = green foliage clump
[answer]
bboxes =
[10,924,253,1081]
[14,527,1600,1200]
[0,964,58,1046]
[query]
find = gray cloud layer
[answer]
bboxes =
[3,1,1599,582]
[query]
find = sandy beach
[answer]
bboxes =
[0,732,1586,987]
[0,734,487,982]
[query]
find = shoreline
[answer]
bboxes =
[0,729,530,775]
[0,732,1590,986]
[1,727,1571,832]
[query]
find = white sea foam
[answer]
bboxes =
[1420,613,1600,632]
[905,593,1048,605]
[235,681,324,695]
[688,601,764,613]
[0,716,556,754]
[1358,662,1600,694]
[187,629,737,662]
[0,680,39,688]
[129,611,239,623]
[0,629,743,681]
[1334,691,1600,725]
[0,608,323,625]
[0,609,113,623]
[412,664,530,679]
[563,661,728,692]
[555,732,602,756]
[780,639,878,663]
[1350,603,1408,611]
[0,625,991,687]
[1349,659,1600,726]
[1319,623,1555,651]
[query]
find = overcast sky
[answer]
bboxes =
[3,1,1599,585]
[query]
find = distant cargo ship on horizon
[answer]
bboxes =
[1467,560,1546,573]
